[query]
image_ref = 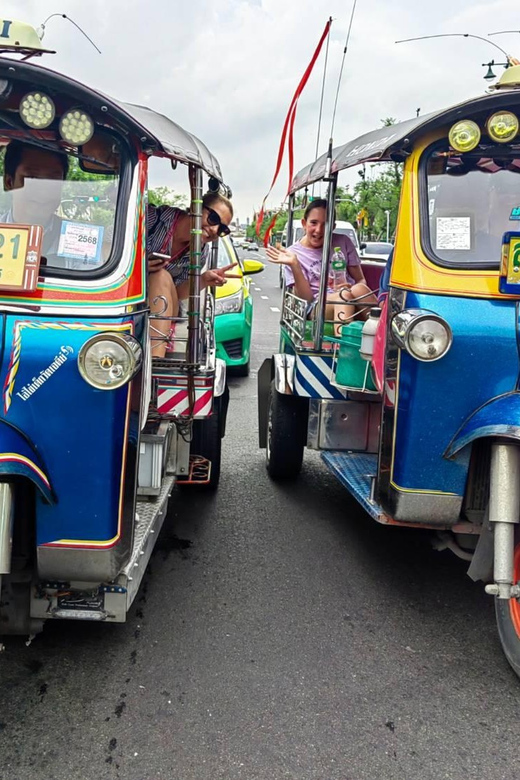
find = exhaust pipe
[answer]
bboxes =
[0,483,14,574]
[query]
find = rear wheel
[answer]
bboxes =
[189,388,229,489]
[266,380,307,479]
[495,538,520,677]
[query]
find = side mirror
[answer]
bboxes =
[243,259,265,275]
[360,242,367,251]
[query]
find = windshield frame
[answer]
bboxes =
[419,139,520,271]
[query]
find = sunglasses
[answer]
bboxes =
[205,207,231,237]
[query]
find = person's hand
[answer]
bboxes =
[148,253,169,273]
[265,246,299,267]
[202,263,240,287]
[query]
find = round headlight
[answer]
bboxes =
[78,333,142,389]
[407,317,452,362]
[392,310,453,362]
[59,109,94,145]
[20,91,55,129]
[448,120,481,153]
[487,111,519,143]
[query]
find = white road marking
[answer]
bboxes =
[270,307,280,312]
[254,288,262,291]
[261,295,269,300]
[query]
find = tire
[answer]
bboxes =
[495,539,520,678]
[229,360,250,378]
[266,380,307,479]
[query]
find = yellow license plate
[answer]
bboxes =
[0,224,42,291]
[506,236,520,285]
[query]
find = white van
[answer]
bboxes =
[333,220,360,250]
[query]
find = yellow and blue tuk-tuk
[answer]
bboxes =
[259,62,520,677]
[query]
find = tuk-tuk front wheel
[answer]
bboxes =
[495,539,520,677]
[266,380,307,479]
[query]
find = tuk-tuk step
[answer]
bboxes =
[320,452,387,524]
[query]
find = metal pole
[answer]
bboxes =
[385,210,390,242]
[0,483,14,574]
[286,194,295,249]
[187,165,203,366]
[314,168,337,347]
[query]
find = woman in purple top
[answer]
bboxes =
[266,199,378,335]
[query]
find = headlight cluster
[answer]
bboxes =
[215,289,243,316]
[78,333,142,390]
[19,91,94,144]
[449,111,520,152]
[391,309,452,362]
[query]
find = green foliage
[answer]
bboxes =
[148,186,187,208]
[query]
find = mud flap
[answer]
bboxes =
[258,358,274,448]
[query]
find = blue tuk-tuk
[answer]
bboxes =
[0,19,229,639]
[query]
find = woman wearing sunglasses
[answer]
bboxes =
[148,191,234,357]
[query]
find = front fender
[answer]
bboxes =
[445,392,520,459]
[0,420,54,503]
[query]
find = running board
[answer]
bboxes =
[321,451,390,524]
[118,475,176,610]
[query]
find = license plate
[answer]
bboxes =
[0,223,43,291]
[499,232,520,294]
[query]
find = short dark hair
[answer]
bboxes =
[4,141,69,180]
[303,197,335,221]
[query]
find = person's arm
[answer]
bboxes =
[265,246,314,302]
[343,235,367,286]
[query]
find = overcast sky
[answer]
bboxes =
[7,0,520,223]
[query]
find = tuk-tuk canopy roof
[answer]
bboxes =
[0,58,224,182]
[112,99,224,181]
[290,89,520,194]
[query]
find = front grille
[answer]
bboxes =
[223,338,243,359]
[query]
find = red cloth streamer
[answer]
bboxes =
[256,19,332,246]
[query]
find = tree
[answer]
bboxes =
[148,186,187,208]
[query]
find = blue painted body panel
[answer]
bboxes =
[0,419,53,502]
[0,315,142,545]
[392,293,519,495]
[445,392,520,457]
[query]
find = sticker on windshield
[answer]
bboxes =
[57,221,104,265]
[510,207,520,221]
[436,217,471,251]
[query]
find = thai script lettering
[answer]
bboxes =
[16,345,73,401]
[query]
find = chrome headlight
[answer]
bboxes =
[78,333,142,389]
[391,309,452,362]
[215,289,243,316]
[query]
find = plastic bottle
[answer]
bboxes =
[328,247,347,289]
[360,307,382,360]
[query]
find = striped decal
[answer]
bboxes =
[294,355,345,399]
[0,453,51,489]
[157,387,213,417]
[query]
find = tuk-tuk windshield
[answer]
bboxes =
[0,132,122,273]
[425,147,520,268]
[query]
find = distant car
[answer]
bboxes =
[245,242,259,252]
[215,236,264,376]
[360,241,393,261]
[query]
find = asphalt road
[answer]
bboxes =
[1,252,520,780]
